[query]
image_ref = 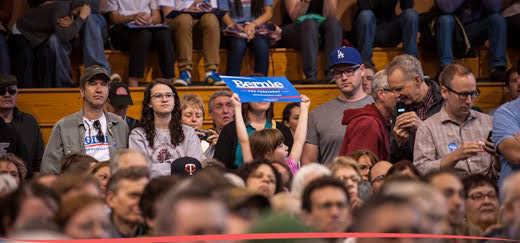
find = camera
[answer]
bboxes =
[196,130,209,141]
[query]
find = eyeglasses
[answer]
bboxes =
[0,88,17,96]
[151,92,174,100]
[468,191,497,201]
[332,65,360,78]
[315,200,349,210]
[371,175,385,184]
[93,120,105,143]
[445,86,480,100]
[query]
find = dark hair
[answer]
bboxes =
[438,63,473,88]
[52,173,100,197]
[242,102,274,124]
[506,67,518,84]
[271,161,293,188]
[107,167,150,193]
[301,176,349,212]
[139,175,180,221]
[236,160,283,194]
[282,102,300,124]
[387,161,420,178]
[60,153,98,174]
[231,0,265,19]
[137,79,185,148]
[462,174,498,198]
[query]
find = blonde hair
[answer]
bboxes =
[328,156,363,178]
[180,94,205,118]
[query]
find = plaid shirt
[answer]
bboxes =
[411,86,435,121]
[413,107,497,178]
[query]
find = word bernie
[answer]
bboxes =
[232,80,284,89]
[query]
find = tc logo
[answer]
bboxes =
[0,143,9,156]
[337,50,344,59]
[184,163,197,175]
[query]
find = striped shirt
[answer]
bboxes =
[413,106,496,178]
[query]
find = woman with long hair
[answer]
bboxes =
[129,79,202,176]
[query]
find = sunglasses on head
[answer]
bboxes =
[0,88,17,96]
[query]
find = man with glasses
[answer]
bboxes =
[41,66,129,174]
[301,46,373,165]
[387,54,444,163]
[484,172,520,241]
[414,64,496,178]
[0,74,41,177]
[368,160,392,193]
[301,176,352,233]
[339,70,397,161]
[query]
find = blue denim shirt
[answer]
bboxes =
[492,97,520,190]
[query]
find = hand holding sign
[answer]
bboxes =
[222,76,301,103]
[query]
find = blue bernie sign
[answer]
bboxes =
[222,76,301,103]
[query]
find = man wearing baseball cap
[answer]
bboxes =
[301,46,373,165]
[0,74,43,177]
[41,66,129,173]
[106,82,138,130]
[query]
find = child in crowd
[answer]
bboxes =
[231,93,310,174]
[159,0,224,86]
[180,94,219,158]
[220,0,274,76]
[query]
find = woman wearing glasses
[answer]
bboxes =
[129,79,202,176]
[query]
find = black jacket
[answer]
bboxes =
[390,78,444,163]
[7,108,45,177]
[214,121,292,170]
[0,117,29,164]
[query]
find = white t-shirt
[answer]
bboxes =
[106,0,158,16]
[157,0,218,11]
[83,114,110,162]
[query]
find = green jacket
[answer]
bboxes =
[41,109,129,173]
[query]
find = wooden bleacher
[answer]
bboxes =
[18,83,507,144]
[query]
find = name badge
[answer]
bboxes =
[448,143,458,152]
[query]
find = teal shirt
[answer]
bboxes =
[233,119,273,168]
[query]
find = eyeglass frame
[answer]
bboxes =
[151,92,175,100]
[331,65,361,78]
[444,86,480,100]
[0,87,18,96]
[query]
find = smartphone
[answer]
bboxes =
[396,101,407,116]
[487,131,493,143]
[196,130,209,141]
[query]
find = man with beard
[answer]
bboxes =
[414,64,497,178]
[462,174,499,234]
[41,66,129,173]
[301,176,351,233]
[428,170,466,236]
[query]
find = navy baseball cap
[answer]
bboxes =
[328,46,362,69]
[171,157,202,177]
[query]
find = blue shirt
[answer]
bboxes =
[218,0,272,23]
[493,97,520,190]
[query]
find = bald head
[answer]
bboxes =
[369,161,392,193]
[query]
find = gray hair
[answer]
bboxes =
[370,70,388,99]
[291,163,331,198]
[110,149,151,174]
[386,54,424,82]
[208,90,232,113]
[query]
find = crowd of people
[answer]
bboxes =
[1,0,520,242]
[1,0,520,87]
[1,42,520,241]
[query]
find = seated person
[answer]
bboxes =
[279,0,343,84]
[434,0,507,81]
[219,0,274,77]
[159,0,223,86]
[503,0,520,48]
[0,0,12,74]
[105,81,139,130]
[10,0,109,87]
[106,0,175,87]
[354,0,418,67]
